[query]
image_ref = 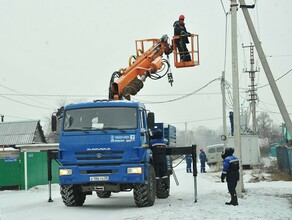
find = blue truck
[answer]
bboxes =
[52,100,176,207]
[51,35,198,207]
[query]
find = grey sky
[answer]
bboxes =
[0,0,291,132]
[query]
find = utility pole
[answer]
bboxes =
[243,44,259,133]
[184,122,188,146]
[230,0,244,198]
[221,72,228,147]
[239,0,292,142]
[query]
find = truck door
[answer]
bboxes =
[139,109,148,146]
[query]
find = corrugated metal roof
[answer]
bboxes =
[0,120,46,146]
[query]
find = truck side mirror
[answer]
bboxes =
[147,112,155,129]
[51,114,57,132]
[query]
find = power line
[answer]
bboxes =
[0,92,222,97]
[0,93,102,97]
[220,0,228,15]
[266,54,292,58]
[133,78,221,104]
[0,113,36,121]
[0,83,54,108]
[0,95,49,110]
[257,68,292,89]
[170,117,223,125]
[1,66,290,112]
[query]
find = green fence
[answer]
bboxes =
[0,151,59,190]
[270,143,278,157]
[276,146,292,175]
[0,157,21,189]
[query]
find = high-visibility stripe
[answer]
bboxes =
[229,159,239,163]
[152,143,166,146]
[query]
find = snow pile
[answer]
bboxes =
[0,159,291,220]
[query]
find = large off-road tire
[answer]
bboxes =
[60,184,86,206]
[96,191,111,198]
[133,165,156,207]
[156,177,170,199]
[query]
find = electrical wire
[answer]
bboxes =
[0,113,33,120]
[257,68,292,89]
[0,93,100,97]
[256,104,282,124]
[220,0,228,15]
[0,83,54,108]
[0,95,50,110]
[220,0,229,73]
[170,117,223,125]
[133,78,221,104]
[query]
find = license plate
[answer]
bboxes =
[90,176,109,181]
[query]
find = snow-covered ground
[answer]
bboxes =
[1,159,291,220]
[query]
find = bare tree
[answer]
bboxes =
[176,126,222,148]
[43,99,69,143]
[256,112,280,143]
[270,124,282,144]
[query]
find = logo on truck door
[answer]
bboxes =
[110,135,135,143]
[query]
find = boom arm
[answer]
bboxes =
[109,35,172,100]
[109,34,199,100]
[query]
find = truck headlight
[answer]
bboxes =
[59,169,72,176]
[127,167,142,174]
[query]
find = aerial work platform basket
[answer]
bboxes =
[172,34,199,68]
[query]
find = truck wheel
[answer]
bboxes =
[96,191,111,198]
[156,177,170,199]
[60,184,86,206]
[133,164,156,207]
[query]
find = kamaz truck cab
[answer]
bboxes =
[52,99,173,207]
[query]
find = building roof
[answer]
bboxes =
[0,120,46,146]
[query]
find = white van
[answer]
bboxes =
[205,144,224,166]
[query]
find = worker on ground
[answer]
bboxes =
[199,148,207,173]
[150,129,169,189]
[173,14,191,62]
[221,147,239,206]
[185,154,193,173]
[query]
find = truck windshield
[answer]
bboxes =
[63,107,137,131]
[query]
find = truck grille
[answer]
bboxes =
[80,169,118,174]
[75,150,124,162]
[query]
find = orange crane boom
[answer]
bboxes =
[109,34,199,100]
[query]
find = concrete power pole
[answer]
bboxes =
[239,0,292,142]
[230,0,244,198]
[221,72,228,147]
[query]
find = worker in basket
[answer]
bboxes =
[173,14,191,62]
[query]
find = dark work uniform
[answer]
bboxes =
[199,151,207,173]
[221,155,239,205]
[150,138,168,180]
[173,20,191,62]
[185,154,192,173]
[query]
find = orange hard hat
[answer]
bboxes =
[179,15,185,20]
